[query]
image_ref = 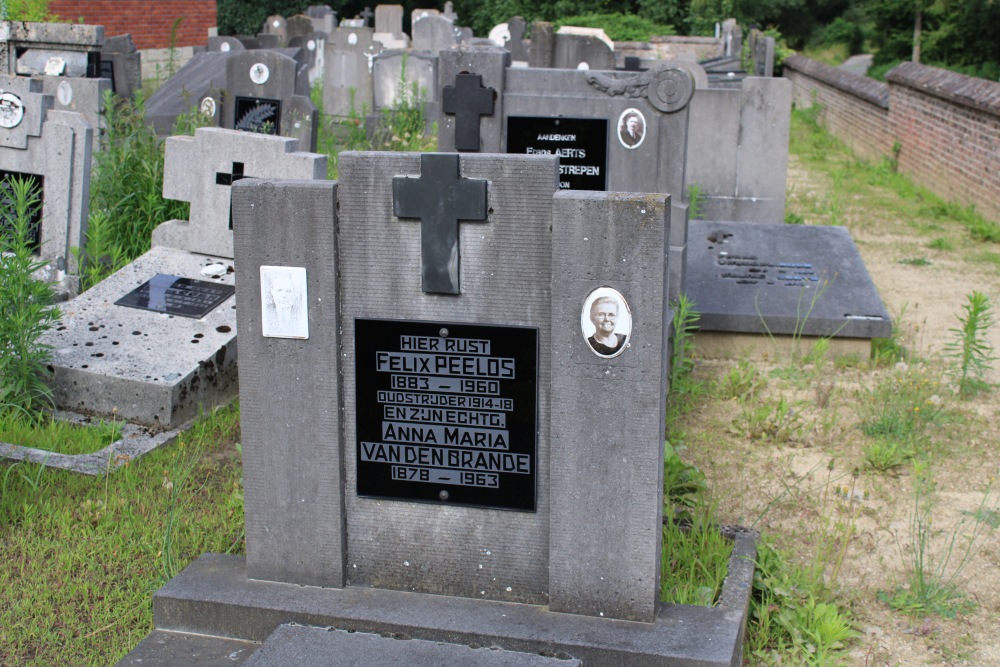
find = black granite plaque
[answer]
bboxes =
[356,318,538,511]
[234,96,281,135]
[0,170,43,253]
[506,116,608,191]
[115,274,235,319]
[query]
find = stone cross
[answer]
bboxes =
[215,161,248,229]
[359,6,373,26]
[392,153,487,294]
[441,73,495,152]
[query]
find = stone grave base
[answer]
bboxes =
[694,331,873,361]
[40,245,238,432]
[119,527,756,667]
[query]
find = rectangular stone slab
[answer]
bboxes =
[684,220,892,338]
[40,246,238,430]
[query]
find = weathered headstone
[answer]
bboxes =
[306,5,337,33]
[206,36,245,53]
[324,27,382,117]
[288,32,327,86]
[0,21,103,76]
[685,220,892,355]
[437,47,694,299]
[119,150,756,666]
[375,4,404,35]
[751,31,775,77]
[100,34,142,100]
[372,50,438,111]
[285,15,316,43]
[262,15,288,46]
[39,128,327,431]
[144,51,228,136]
[0,74,92,283]
[552,27,615,71]
[411,13,459,54]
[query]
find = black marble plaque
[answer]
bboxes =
[506,116,608,191]
[234,96,281,135]
[115,274,235,319]
[0,170,43,254]
[356,318,538,511]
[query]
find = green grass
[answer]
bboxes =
[0,404,243,666]
[0,413,122,455]
[660,508,734,606]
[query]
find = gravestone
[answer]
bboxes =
[100,34,142,100]
[263,15,288,46]
[206,36,245,53]
[372,50,438,111]
[306,5,337,33]
[749,29,775,77]
[436,46,694,299]
[0,74,92,284]
[222,50,318,152]
[686,76,792,222]
[375,4,404,35]
[39,128,327,430]
[144,52,228,136]
[721,18,742,57]
[324,27,382,118]
[507,17,529,63]
[685,220,892,355]
[552,27,615,71]
[285,15,316,43]
[119,151,755,666]
[411,13,459,54]
[0,21,103,76]
[288,32,327,86]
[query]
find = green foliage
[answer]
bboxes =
[738,394,804,443]
[719,358,766,400]
[216,0,311,36]
[0,177,58,416]
[0,412,121,455]
[82,91,201,290]
[863,437,912,472]
[0,404,244,664]
[686,183,705,220]
[855,366,944,460]
[663,440,708,514]
[928,236,953,250]
[553,12,675,40]
[820,15,864,55]
[945,291,995,398]
[660,503,733,606]
[880,463,998,618]
[897,256,931,266]
[3,0,54,21]
[747,538,856,664]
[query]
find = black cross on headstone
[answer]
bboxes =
[359,6,373,26]
[216,161,246,230]
[442,73,496,152]
[392,154,488,295]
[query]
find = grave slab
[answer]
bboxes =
[39,245,238,431]
[684,219,892,339]
[242,625,582,666]
[117,629,256,667]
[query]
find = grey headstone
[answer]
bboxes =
[684,220,892,338]
[221,50,318,152]
[101,33,142,100]
[263,15,288,46]
[324,27,382,117]
[144,51,228,136]
[437,46,509,153]
[0,21,104,75]
[375,4,404,35]
[529,21,554,68]
[753,35,775,77]
[506,16,529,62]
[255,33,281,50]
[206,36,245,53]
[0,75,92,278]
[288,33,327,86]
[372,50,437,110]
[552,30,615,71]
[34,75,109,138]
[155,127,327,259]
[411,13,458,54]
[286,15,315,42]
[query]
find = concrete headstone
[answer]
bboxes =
[372,50,438,111]
[324,27,382,117]
[411,13,458,54]
[100,33,142,100]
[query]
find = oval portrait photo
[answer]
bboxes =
[580,287,632,358]
[617,108,646,150]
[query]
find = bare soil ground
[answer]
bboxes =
[679,154,1000,666]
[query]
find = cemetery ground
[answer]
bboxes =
[0,109,998,666]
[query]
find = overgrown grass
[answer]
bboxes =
[0,403,243,666]
[0,413,121,455]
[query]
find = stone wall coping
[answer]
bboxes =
[886,60,1000,118]
[651,35,720,45]
[784,54,889,109]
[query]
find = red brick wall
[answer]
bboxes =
[48,0,216,50]
[784,56,1000,223]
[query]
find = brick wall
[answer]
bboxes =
[784,55,1000,222]
[48,0,216,50]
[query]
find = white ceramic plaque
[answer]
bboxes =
[0,93,24,129]
[199,96,217,118]
[44,56,66,76]
[260,266,309,339]
[220,41,231,52]
[307,39,316,51]
[576,61,590,70]
[57,81,73,106]
[272,19,282,28]
[581,287,632,358]
[617,108,646,150]
[348,32,358,45]
[250,63,270,85]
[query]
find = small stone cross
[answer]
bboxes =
[359,6,373,26]
[442,73,495,152]
[216,161,247,229]
[392,154,488,294]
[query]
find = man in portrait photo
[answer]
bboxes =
[587,295,627,356]
[619,111,644,148]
